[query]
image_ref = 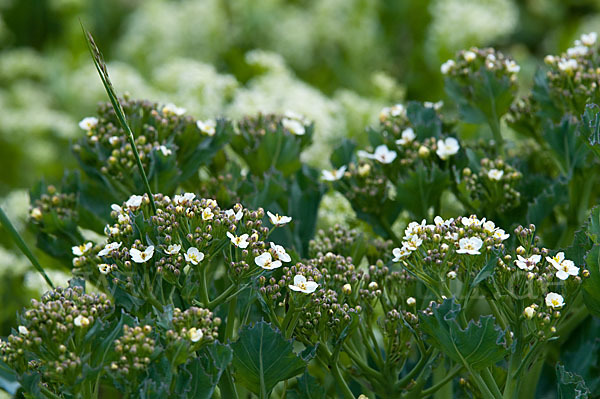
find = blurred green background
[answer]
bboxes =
[1,0,600,338]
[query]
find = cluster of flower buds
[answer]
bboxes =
[196,171,243,207]
[337,161,390,215]
[109,324,155,379]
[308,224,363,258]
[1,287,112,383]
[506,95,542,138]
[29,185,77,224]
[461,158,522,213]
[378,101,443,136]
[166,307,221,345]
[73,96,218,191]
[543,32,600,113]
[236,111,311,139]
[441,47,520,81]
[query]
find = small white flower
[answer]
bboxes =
[447,271,457,279]
[74,315,90,327]
[558,58,578,74]
[72,242,93,256]
[117,213,130,224]
[197,119,216,136]
[188,327,203,342]
[289,274,319,294]
[184,247,204,265]
[523,306,536,319]
[321,165,347,181]
[567,45,588,57]
[174,193,196,205]
[440,59,456,74]
[267,211,292,226]
[165,244,181,255]
[396,128,416,146]
[227,232,249,249]
[392,247,411,262]
[157,145,172,156]
[126,195,144,210]
[403,235,423,252]
[463,51,477,62]
[488,169,504,180]
[162,103,186,116]
[456,237,483,255]
[504,60,520,74]
[270,242,291,262]
[79,117,98,131]
[108,136,120,146]
[18,326,29,335]
[514,254,541,271]
[104,225,120,236]
[482,220,496,233]
[283,110,306,122]
[254,252,282,270]
[461,215,482,227]
[433,216,453,228]
[225,208,243,221]
[436,137,460,160]
[202,207,214,220]
[545,292,564,309]
[546,252,566,270]
[98,242,122,257]
[493,229,510,241]
[282,118,306,135]
[552,259,580,280]
[424,101,443,110]
[98,263,111,274]
[130,246,155,263]
[359,145,397,164]
[406,297,416,306]
[380,104,406,120]
[581,32,597,46]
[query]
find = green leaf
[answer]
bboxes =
[471,251,499,288]
[560,317,600,394]
[176,341,233,399]
[556,363,590,399]
[231,321,309,395]
[0,360,19,395]
[330,139,356,168]
[526,178,569,228]
[395,162,450,219]
[286,372,326,399]
[583,245,600,317]
[406,101,442,139]
[420,298,507,370]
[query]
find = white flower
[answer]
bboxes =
[104,225,119,236]
[267,211,292,226]
[488,169,504,180]
[322,165,347,181]
[493,229,509,241]
[162,103,186,116]
[396,128,416,146]
[436,137,460,160]
[567,43,588,57]
[117,213,130,224]
[546,252,565,270]
[440,59,456,74]
[126,195,144,210]
[380,104,405,120]
[282,118,305,135]
[581,32,597,46]
[174,193,196,205]
[79,117,98,131]
[188,327,203,342]
[197,119,216,136]
[98,242,122,257]
[254,252,282,270]
[227,232,249,249]
[205,199,218,208]
[392,246,411,262]
[157,145,172,156]
[456,237,483,255]
[482,220,496,233]
[98,263,111,274]
[201,207,214,220]
[165,244,181,255]
[434,216,453,228]
[184,247,204,265]
[359,145,397,164]
[523,306,536,319]
[74,315,90,327]
[18,326,28,335]
[108,136,120,146]
[461,215,482,227]
[270,242,291,262]
[504,60,520,74]
[552,259,580,281]
[463,51,477,62]
[403,235,423,251]
[225,208,243,221]
[514,254,541,271]
[447,271,457,279]
[72,242,93,256]
[289,274,319,294]
[406,297,416,306]
[283,110,306,122]
[558,58,578,74]
[404,219,427,240]
[130,246,155,263]
[424,101,443,110]
[545,292,564,309]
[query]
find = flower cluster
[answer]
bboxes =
[308,225,363,258]
[441,47,520,80]
[28,185,77,224]
[1,287,113,385]
[166,306,220,345]
[109,325,156,379]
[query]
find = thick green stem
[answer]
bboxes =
[423,365,462,397]
[225,296,238,341]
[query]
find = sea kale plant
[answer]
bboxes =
[1,29,600,399]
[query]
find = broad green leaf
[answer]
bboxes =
[556,363,590,399]
[0,360,19,395]
[231,321,309,395]
[395,162,450,220]
[560,317,600,394]
[286,372,326,399]
[330,139,357,168]
[471,251,499,288]
[406,101,442,139]
[526,178,569,228]
[176,341,233,399]
[420,298,507,370]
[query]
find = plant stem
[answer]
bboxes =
[422,365,462,397]
[225,296,238,341]
[0,207,54,288]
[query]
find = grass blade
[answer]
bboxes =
[0,207,54,289]
[81,23,157,214]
